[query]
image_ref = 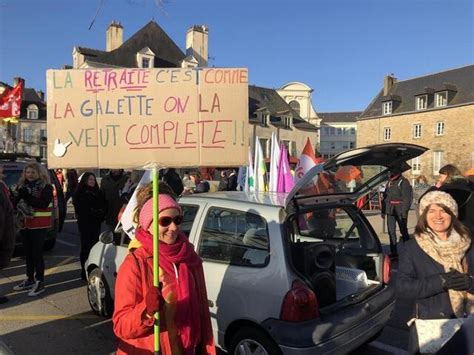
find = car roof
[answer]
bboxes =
[179,191,289,208]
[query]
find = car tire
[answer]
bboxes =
[228,327,282,355]
[87,268,114,318]
[44,238,56,251]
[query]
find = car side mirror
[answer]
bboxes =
[99,231,114,244]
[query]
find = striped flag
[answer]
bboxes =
[253,136,268,192]
[268,132,281,192]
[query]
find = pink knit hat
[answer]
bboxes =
[419,190,458,217]
[139,194,182,230]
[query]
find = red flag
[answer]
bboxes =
[1,79,24,121]
[295,138,324,181]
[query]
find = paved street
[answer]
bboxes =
[0,204,417,354]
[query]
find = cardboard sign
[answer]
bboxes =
[46,68,249,169]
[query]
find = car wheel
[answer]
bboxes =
[44,238,56,251]
[87,268,114,318]
[229,327,282,355]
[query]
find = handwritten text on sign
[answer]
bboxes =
[47,68,249,169]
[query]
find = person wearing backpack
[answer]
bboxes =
[382,169,413,258]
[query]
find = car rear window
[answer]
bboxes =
[198,208,269,267]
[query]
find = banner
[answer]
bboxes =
[295,137,323,181]
[46,68,249,168]
[0,79,24,122]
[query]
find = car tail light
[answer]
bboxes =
[280,280,319,322]
[383,254,391,284]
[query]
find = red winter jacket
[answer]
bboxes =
[113,245,215,355]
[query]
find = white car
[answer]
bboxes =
[85,143,427,354]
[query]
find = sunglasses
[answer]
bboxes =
[158,215,183,227]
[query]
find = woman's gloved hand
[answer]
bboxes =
[145,283,164,317]
[440,269,472,291]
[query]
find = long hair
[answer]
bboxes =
[76,172,99,193]
[415,202,471,238]
[18,162,50,186]
[132,181,177,225]
[439,164,465,184]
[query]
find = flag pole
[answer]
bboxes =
[152,166,160,354]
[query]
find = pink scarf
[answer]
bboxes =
[135,228,206,354]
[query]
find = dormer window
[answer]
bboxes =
[416,95,428,110]
[435,91,447,107]
[283,116,292,129]
[27,104,38,120]
[142,57,150,68]
[382,101,392,115]
[261,113,269,126]
[136,47,155,68]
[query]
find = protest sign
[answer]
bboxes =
[47,68,249,168]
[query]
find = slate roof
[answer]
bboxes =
[249,85,318,131]
[21,88,47,120]
[77,21,185,68]
[318,112,361,123]
[360,64,474,119]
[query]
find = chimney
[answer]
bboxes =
[186,25,209,67]
[383,74,396,96]
[106,21,123,52]
[13,77,22,86]
[36,90,45,101]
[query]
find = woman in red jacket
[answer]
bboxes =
[113,183,215,355]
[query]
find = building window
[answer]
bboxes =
[412,157,421,175]
[330,127,336,135]
[283,116,292,129]
[350,128,356,135]
[383,101,392,115]
[22,128,33,142]
[436,122,445,136]
[321,141,329,150]
[413,124,422,139]
[349,141,355,148]
[323,127,330,135]
[435,92,447,107]
[416,95,428,110]
[433,151,443,175]
[141,57,151,68]
[288,100,300,115]
[27,104,38,119]
[330,142,336,150]
[383,127,391,141]
[342,141,349,149]
[260,113,269,126]
[259,138,269,159]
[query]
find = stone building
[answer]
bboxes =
[358,65,474,183]
[249,85,318,160]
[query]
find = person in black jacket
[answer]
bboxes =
[73,172,106,280]
[397,191,473,354]
[12,162,53,297]
[382,170,413,257]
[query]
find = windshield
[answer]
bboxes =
[295,165,388,198]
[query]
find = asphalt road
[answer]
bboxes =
[0,206,416,354]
